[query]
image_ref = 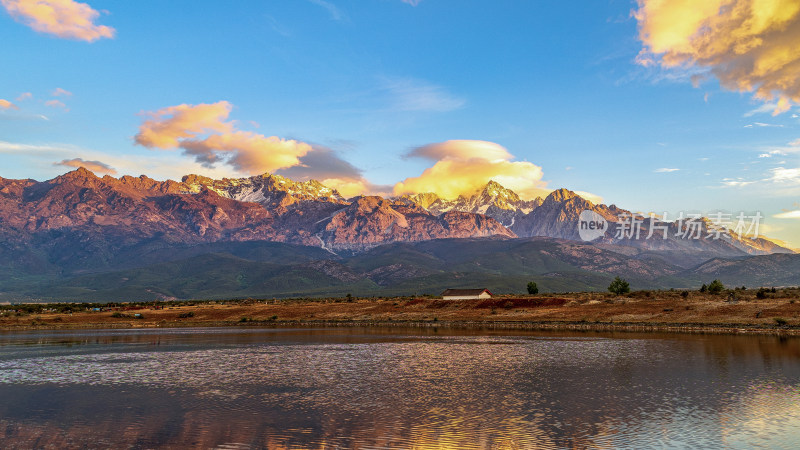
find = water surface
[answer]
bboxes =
[0,327,798,448]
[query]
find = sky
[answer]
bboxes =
[1,0,799,248]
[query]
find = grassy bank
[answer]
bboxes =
[2,288,800,335]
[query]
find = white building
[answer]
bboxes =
[441,288,493,300]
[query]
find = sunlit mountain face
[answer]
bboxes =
[0,168,793,301]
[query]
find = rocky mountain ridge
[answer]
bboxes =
[0,168,794,301]
[0,168,791,258]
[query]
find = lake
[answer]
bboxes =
[0,327,798,449]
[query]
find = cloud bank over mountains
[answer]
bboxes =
[132,103,555,201]
[394,140,550,201]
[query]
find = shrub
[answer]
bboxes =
[699,284,708,293]
[756,288,768,300]
[707,279,725,295]
[774,318,788,326]
[527,282,539,295]
[111,312,125,318]
[178,312,195,318]
[608,277,630,295]
[681,291,689,299]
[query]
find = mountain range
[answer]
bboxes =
[0,168,795,301]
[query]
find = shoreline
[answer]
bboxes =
[2,293,799,337]
[2,319,799,337]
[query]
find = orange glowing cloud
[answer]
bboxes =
[55,157,116,174]
[135,101,233,149]
[1,0,115,42]
[134,101,312,175]
[0,99,17,109]
[634,0,800,114]
[393,140,549,200]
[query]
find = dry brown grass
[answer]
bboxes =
[2,289,799,334]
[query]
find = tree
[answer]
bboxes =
[699,283,708,293]
[707,279,725,295]
[608,276,630,295]
[527,281,539,295]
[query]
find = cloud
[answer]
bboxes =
[1,0,115,42]
[406,139,511,161]
[393,140,550,200]
[0,139,241,181]
[264,14,291,37]
[0,99,17,110]
[743,102,779,117]
[721,178,756,187]
[55,157,116,174]
[135,101,233,149]
[134,101,312,175]
[307,0,347,21]
[51,87,72,97]
[654,167,679,173]
[744,122,783,128]
[275,146,391,198]
[758,150,785,158]
[634,0,800,114]
[44,99,67,109]
[15,92,32,101]
[381,77,466,112]
[401,0,421,5]
[768,167,800,184]
[276,146,360,181]
[774,210,800,219]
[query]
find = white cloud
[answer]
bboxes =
[745,122,784,128]
[381,77,465,113]
[774,210,800,219]
[743,103,779,117]
[768,167,800,184]
[721,178,756,187]
[758,150,785,158]
[307,0,347,21]
[654,167,679,173]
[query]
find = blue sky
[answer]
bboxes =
[1,0,799,247]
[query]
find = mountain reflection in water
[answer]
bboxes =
[0,328,798,448]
